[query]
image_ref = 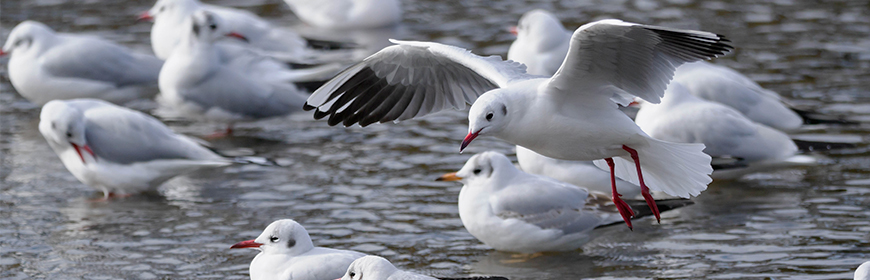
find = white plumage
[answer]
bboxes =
[284,0,402,29]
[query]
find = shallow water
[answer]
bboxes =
[1,0,870,279]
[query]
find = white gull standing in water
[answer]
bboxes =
[1,21,162,105]
[340,255,508,280]
[438,151,693,251]
[38,99,229,199]
[283,0,402,30]
[304,19,731,229]
[507,9,571,76]
[230,219,365,280]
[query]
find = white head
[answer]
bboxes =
[141,0,202,23]
[514,10,567,49]
[1,21,57,57]
[38,100,93,164]
[437,151,519,189]
[230,219,315,256]
[462,92,511,152]
[856,261,870,280]
[341,256,399,280]
[181,10,247,45]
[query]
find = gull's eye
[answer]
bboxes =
[66,132,72,138]
[485,112,494,121]
[349,272,355,278]
[473,168,482,175]
[269,236,279,243]
[209,23,217,30]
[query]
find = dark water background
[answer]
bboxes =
[1,0,869,279]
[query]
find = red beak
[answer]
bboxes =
[0,50,6,56]
[137,11,154,22]
[230,239,263,249]
[226,32,249,43]
[70,143,95,164]
[460,130,480,153]
[508,26,518,36]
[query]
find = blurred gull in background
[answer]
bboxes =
[438,151,692,252]
[38,99,230,199]
[1,21,163,105]
[283,0,402,30]
[230,219,365,280]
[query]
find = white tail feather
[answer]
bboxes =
[594,138,712,198]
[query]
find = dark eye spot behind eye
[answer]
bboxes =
[286,238,296,248]
[192,23,200,36]
[473,168,482,175]
[501,105,507,115]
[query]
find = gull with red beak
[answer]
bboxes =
[156,10,332,136]
[305,19,729,229]
[1,20,163,105]
[38,99,231,199]
[230,219,365,280]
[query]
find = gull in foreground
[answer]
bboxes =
[341,255,508,280]
[515,145,641,198]
[141,0,333,63]
[305,19,730,229]
[438,152,693,252]
[1,21,163,105]
[230,219,365,280]
[284,0,402,29]
[38,99,230,198]
[157,11,319,134]
[856,261,870,280]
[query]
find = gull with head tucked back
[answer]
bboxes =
[230,219,365,280]
[1,21,163,105]
[304,19,731,229]
[38,99,230,199]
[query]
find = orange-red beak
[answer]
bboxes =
[226,32,249,43]
[230,239,262,249]
[137,11,153,22]
[460,130,479,153]
[508,26,518,36]
[70,143,95,164]
[0,50,7,56]
[435,172,462,182]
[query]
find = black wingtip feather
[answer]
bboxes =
[303,103,316,111]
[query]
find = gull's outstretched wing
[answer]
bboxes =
[304,39,533,127]
[548,19,732,106]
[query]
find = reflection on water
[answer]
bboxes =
[2,0,870,279]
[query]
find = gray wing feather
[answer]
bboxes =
[491,176,605,235]
[83,106,222,164]
[41,36,162,87]
[304,40,533,127]
[180,67,306,119]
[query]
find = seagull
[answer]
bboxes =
[304,19,731,229]
[38,99,230,199]
[515,145,640,198]
[157,10,319,134]
[856,261,870,280]
[635,82,798,164]
[230,219,366,280]
[507,9,571,76]
[140,0,324,63]
[671,61,804,130]
[283,0,402,30]
[437,151,693,252]
[341,255,509,280]
[1,21,163,105]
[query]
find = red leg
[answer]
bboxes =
[622,145,661,223]
[607,158,635,230]
[204,125,234,139]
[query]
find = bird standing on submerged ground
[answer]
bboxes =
[283,0,402,30]
[38,99,230,199]
[157,11,318,136]
[230,219,365,280]
[304,19,731,229]
[438,151,692,253]
[1,21,163,105]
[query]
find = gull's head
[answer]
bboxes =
[463,94,510,152]
[515,9,565,45]
[231,219,315,256]
[437,151,517,188]
[143,0,201,23]
[2,21,55,56]
[185,10,248,44]
[341,256,398,280]
[39,100,92,164]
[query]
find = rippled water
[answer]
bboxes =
[2,0,870,279]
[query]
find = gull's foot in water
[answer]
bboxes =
[613,193,635,230]
[204,127,233,139]
[501,252,545,264]
[89,192,133,202]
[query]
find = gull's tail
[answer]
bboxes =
[594,138,713,198]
